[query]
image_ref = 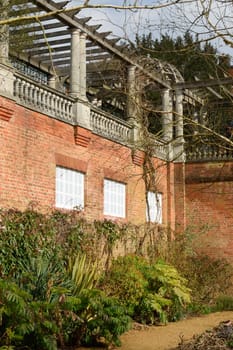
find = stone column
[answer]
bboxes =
[127,65,137,121]
[70,29,91,129]
[127,64,140,143]
[70,29,80,98]
[0,0,9,64]
[162,88,173,141]
[79,31,87,101]
[174,88,185,162]
[48,76,56,89]
[175,88,184,141]
[0,0,14,99]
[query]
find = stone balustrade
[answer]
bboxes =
[154,140,169,160]
[149,133,169,161]
[12,71,172,161]
[90,106,132,144]
[186,143,233,162]
[13,72,75,124]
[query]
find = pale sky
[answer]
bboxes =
[68,0,233,58]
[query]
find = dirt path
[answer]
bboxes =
[118,311,233,350]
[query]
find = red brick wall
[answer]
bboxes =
[185,161,233,263]
[0,96,174,226]
[174,162,186,233]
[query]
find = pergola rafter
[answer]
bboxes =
[6,0,233,113]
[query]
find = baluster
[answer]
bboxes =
[28,82,34,105]
[55,96,59,115]
[41,87,45,110]
[14,77,20,99]
[33,86,39,108]
[18,78,24,102]
[54,95,59,115]
[58,97,62,116]
[46,92,51,113]
[63,100,67,119]
[223,148,227,160]
[37,87,42,109]
[43,90,48,112]
[97,114,100,131]
[68,102,73,121]
[60,98,64,117]
[24,82,30,105]
[51,94,55,114]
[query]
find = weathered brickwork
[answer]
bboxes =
[185,162,233,263]
[2,95,233,262]
[0,96,175,226]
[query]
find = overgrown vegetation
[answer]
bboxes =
[164,229,233,312]
[0,208,232,349]
[0,209,130,350]
[100,255,191,324]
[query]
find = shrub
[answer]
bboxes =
[166,230,233,306]
[69,289,131,347]
[0,209,131,349]
[101,254,191,324]
[101,255,148,315]
[0,279,34,348]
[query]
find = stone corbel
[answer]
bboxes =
[0,103,14,122]
[131,149,145,166]
[74,125,92,147]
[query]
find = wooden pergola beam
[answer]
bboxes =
[175,76,233,89]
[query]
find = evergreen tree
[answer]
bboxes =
[134,31,229,81]
[133,32,232,136]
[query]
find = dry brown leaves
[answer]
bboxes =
[172,321,233,350]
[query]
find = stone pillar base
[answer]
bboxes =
[173,139,185,162]
[0,64,14,99]
[73,101,91,130]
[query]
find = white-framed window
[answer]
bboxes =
[56,166,84,210]
[146,191,162,224]
[104,179,126,218]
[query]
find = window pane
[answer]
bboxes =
[56,166,84,209]
[146,191,162,224]
[104,179,126,218]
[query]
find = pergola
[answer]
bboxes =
[1,0,233,150]
[6,0,209,101]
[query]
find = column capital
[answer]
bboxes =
[128,64,136,72]
[70,28,81,35]
[175,86,184,93]
[80,31,87,39]
[161,87,173,141]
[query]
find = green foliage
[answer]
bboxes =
[134,31,229,81]
[0,209,62,280]
[101,255,147,313]
[73,290,131,347]
[134,32,233,135]
[0,279,33,347]
[1,207,232,348]
[101,255,191,324]
[68,252,100,296]
[0,209,131,349]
